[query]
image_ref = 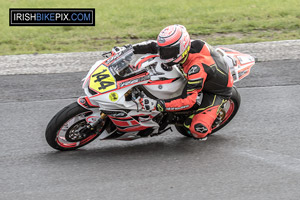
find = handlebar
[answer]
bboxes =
[102,45,133,58]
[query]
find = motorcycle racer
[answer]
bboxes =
[133,24,233,140]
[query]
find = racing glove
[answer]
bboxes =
[156,99,166,112]
[139,97,166,112]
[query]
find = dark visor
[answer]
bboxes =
[158,44,180,60]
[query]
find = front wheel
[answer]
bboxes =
[45,102,104,151]
[176,86,241,137]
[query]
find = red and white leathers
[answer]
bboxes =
[133,39,233,139]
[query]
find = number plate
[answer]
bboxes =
[89,65,117,93]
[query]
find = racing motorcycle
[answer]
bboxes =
[45,45,255,151]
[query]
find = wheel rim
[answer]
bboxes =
[56,112,99,148]
[212,99,235,130]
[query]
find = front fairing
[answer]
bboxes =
[81,48,151,110]
[81,46,186,111]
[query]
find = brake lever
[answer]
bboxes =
[102,51,112,58]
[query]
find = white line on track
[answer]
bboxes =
[238,149,300,172]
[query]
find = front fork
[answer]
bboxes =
[77,96,107,134]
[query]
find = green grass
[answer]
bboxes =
[1,0,300,55]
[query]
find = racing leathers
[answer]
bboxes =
[133,40,233,139]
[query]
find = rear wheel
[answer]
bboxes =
[176,86,241,137]
[45,102,104,151]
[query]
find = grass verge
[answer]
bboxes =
[1,0,299,55]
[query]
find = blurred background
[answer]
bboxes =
[1,0,299,55]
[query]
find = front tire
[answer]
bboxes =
[45,102,102,151]
[176,86,241,137]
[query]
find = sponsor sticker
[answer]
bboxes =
[109,92,119,102]
[119,74,150,88]
[188,65,200,76]
[166,105,189,111]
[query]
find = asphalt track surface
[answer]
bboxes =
[1,59,300,200]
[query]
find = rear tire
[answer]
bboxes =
[176,86,241,137]
[211,86,240,134]
[45,102,102,151]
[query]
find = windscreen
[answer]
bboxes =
[109,47,135,77]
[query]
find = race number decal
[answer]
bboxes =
[89,65,116,93]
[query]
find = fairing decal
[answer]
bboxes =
[77,96,99,108]
[118,72,150,88]
[144,78,178,85]
[135,55,158,70]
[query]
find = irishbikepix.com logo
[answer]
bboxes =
[9,9,95,26]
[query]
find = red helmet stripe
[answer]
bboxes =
[157,26,182,46]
